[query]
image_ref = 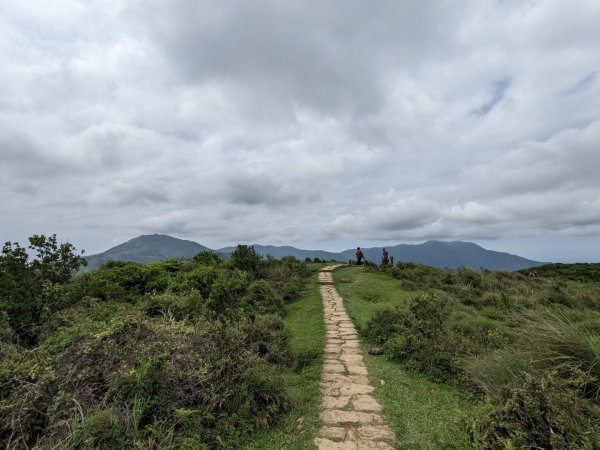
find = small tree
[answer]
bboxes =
[0,234,86,345]
[229,245,262,274]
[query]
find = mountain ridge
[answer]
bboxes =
[85,234,546,271]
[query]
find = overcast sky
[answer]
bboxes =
[1,0,600,262]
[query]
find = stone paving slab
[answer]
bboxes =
[315,265,396,450]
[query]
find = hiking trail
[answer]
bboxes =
[314,265,396,450]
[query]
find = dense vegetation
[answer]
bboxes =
[335,263,600,449]
[0,236,317,449]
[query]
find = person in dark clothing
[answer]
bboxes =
[356,247,364,265]
[381,248,389,267]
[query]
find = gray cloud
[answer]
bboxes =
[1,0,600,261]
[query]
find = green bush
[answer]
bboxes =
[363,293,456,381]
[142,291,204,321]
[207,270,250,314]
[362,305,411,345]
[241,280,284,316]
[229,245,262,274]
[469,372,600,449]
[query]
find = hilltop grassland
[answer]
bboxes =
[0,236,329,449]
[333,263,600,449]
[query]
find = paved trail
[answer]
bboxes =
[315,266,396,450]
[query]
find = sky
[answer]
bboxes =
[1,0,600,263]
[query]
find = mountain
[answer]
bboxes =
[342,240,545,271]
[85,235,545,272]
[85,234,212,270]
[219,244,344,262]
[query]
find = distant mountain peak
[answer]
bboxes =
[85,234,212,270]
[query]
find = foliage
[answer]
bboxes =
[364,293,455,382]
[520,263,600,283]
[0,235,86,345]
[229,245,262,274]
[336,263,600,447]
[241,280,285,316]
[469,372,600,449]
[0,237,313,449]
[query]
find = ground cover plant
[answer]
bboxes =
[0,237,322,449]
[333,263,600,449]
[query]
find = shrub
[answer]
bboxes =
[410,292,447,337]
[1,312,293,449]
[240,280,284,316]
[229,245,262,274]
[364,293,455,381]
[363,306,411,345]
[142,291,204,321]
[207,270,250,314]
[469,372,600,449]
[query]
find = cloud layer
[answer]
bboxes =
[1,0,599,260]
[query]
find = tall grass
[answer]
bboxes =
[465,308,600,399]
[521,309,600,398]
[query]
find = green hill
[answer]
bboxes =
[84,234,213,270]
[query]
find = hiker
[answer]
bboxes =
[356,247,364,265]
[381,248,389,267]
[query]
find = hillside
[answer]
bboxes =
[85,235,545,271]
[85,234,211,270]
[518,262,600,282]
[344,240,544,271]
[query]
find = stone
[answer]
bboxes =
[357,425,395,441]
[323,362,345,373]
[342,341,360,349]
[322,395,351,409]
[314,438,357,450]
[352,395,383,412]
[369,347,384,355]
[320,410,383,425]
[346,364,369,376]
[319,426,347,441]
[340,354,364,364]
[339,384,374,396]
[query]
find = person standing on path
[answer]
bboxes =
[356,247,364,265]
[381,248,389,267]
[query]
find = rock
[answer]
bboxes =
[369,347,384,355]
[297,416,305,431]
[314,438,357,449]
[357,425,395,441]
[352,395,383,412]
[319,426,347,441]
[320,410,383,425]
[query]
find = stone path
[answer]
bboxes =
[315,266,396,450]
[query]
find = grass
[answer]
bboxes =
[364,346,475,449]
[333,265,477,449]
[333,266,411,330]
[243,269,325,449]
